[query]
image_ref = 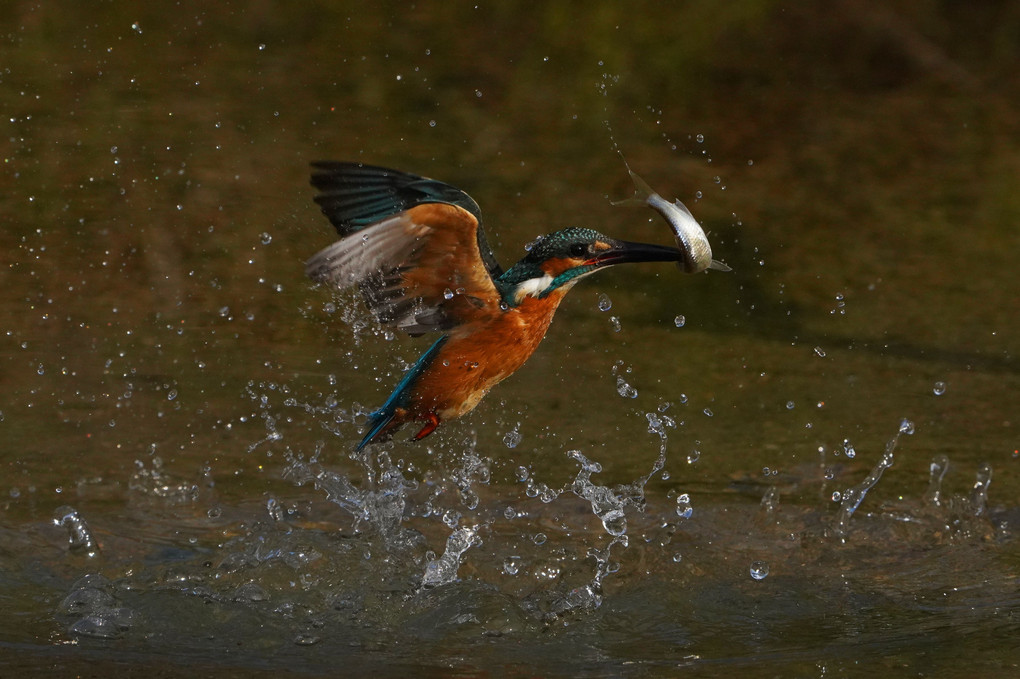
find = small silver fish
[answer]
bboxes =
[614,165,731,274]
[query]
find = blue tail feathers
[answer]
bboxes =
[355,335,449,451]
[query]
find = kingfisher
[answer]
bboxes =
[307,162,694,450]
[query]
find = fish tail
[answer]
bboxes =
[611,154,657,206]
[708,259,733,272]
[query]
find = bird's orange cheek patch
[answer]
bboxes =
[541,257,582,277]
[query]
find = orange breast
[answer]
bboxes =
[407,289,568,420]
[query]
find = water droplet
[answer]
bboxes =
[842,438,856,458]
[503,557,520,576]
[695,133,705,143]
[814,346,826,357]
[597,293,612,311]
[687,448,701,464]
[675,493,693,519]
[616,377,638,399]
[503,424,522,449]
[443,288,454,300]
[750,560,770,580]
[831,491,842,502]
[933,381,946,396]
[899,419,915,435]
[532,533,547,546]
[260,232,272,245]
[609,315,622,332]
[702,408,713,417]
[786,401,795,410]
[674,314,686,328]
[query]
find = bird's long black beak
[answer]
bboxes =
[590,239,684,267]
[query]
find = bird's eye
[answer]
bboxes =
[569,243,587,257]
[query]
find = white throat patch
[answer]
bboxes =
[512,273,554,304]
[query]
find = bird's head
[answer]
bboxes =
[498,227,683,306]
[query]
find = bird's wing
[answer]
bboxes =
[306,162,505,336]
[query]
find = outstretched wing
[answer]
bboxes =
[306,162,505,336]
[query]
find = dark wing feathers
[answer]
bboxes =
[307,162,505,336]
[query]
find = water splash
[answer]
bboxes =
[643,411,673,481]
[59,574,136,639]
[421,525,481,588]
[568,450,628,536]
[502,422,522,449]
[129,456,200,503]
[53,506,99,557]
[970,464,992,516]
[612,361,638,398]
[284,455,416,537]
[760,486,780,515]
[922,454,950,507]
[834,418,915,541]
[449,440,491,511]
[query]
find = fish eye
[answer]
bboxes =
[569,243,587,257]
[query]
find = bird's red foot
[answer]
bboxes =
[412,412,441,441]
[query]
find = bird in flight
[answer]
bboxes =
[306,162,713,449]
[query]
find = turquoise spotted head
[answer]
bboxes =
[497,227,684,306]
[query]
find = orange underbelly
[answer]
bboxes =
[408,292,564,420]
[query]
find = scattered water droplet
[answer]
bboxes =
[674,314,686,328]
[899,419,915,435]
[502,424,522,449]
[786,401,795,410]
[814,346,826,357]
[443,288,454,300]
[842,438,856,458]
[532,532,547,545]
[609,315,622,332]
[831,491,842,502]
[616,377,638,399]
[695,133,705,143]
[675,493,693,519]
[503,557,520,576]
[260,232,272,245]
[933,381,946,396]
[597,293,612,311]
[750,560,770,580]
